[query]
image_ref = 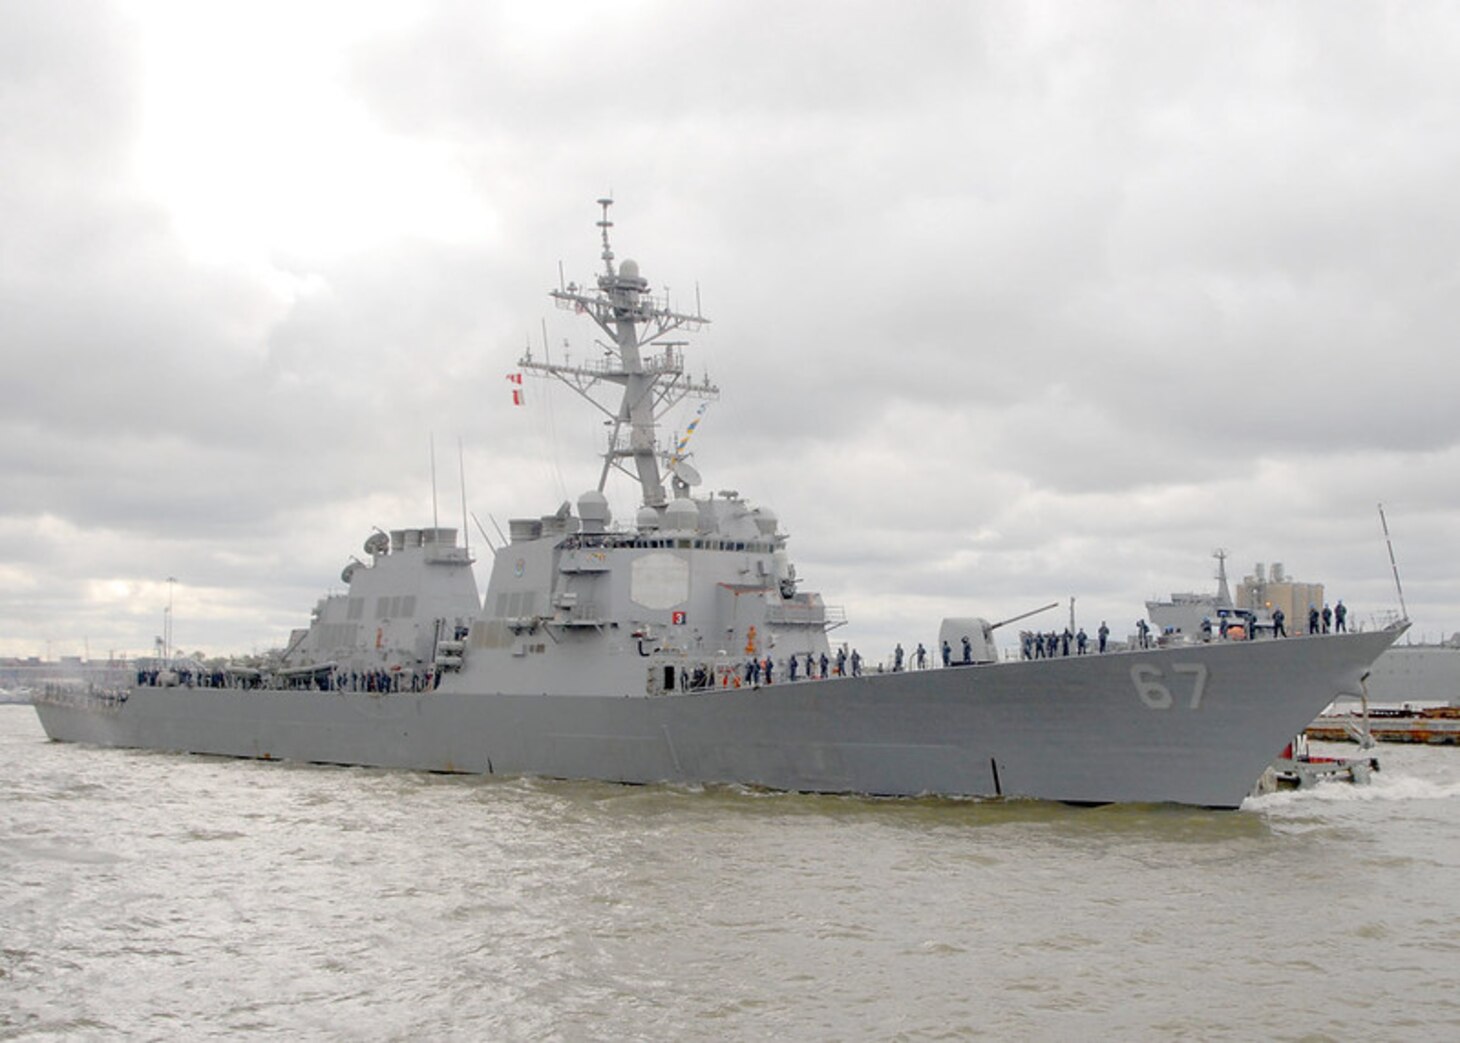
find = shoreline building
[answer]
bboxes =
[1234,562,1326,636]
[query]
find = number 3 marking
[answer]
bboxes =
[1131,663,1209,710]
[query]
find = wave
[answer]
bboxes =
[1246,770,1460,809]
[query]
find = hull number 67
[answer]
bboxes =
[1131,663,1209,710]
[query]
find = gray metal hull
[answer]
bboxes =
[33,628,1401,808]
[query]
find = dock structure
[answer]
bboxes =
[1307,708,1460,745]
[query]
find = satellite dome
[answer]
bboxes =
[753,508,778,537]
[666,497,699,532]
[636,505,661,531]
[617,258,648,290]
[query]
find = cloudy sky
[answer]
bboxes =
[3,0,1458,663]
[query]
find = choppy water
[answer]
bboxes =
[2,705,1457,1041]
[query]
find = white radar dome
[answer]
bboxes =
[666,498,699,532]
[636,506,661,531]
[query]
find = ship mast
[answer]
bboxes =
[522,198,717,509]
[1213,548,1233,609]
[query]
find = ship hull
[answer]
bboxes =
[32,628,1402,808]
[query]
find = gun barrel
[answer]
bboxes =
[990,601,1061,631]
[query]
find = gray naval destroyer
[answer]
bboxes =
[34,200,1408,808]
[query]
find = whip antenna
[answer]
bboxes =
[430,433,440,531]
[1378,502,1408,621]
[458,437,469,557]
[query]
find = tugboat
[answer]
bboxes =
[33,199,1409,809]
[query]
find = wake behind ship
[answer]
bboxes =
[35,200,1406,809]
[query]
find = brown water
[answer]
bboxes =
[2,705,1457,1040]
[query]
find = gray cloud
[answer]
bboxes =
[3,1,1459,661]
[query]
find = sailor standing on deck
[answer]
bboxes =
[1322,604,1332,633]
[893,643,904,672]
[1335,600,1347,632]
[1098,621,1109,653]
[915,643,927,670]
[1309,605,1320,635]
[1273,607,1286,637]
[943,640,952,667]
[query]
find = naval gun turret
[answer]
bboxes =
[939,602,1061,664]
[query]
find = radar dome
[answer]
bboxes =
[620,259,640,279]
[636,506,661,531]
[666,497,699,532]
[753,508,778,537]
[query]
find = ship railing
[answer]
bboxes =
[133,667,240,689]
[551,601,604,627]
[646,652,745,696]
[528,345,686,379]
[765,602,847,630]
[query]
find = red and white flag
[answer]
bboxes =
[511,388,524,406]
[505,373,523,384]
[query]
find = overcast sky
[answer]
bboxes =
[3,0,1458,662]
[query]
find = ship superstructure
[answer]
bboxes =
[459,199,836,697]
[280,526,481,689]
